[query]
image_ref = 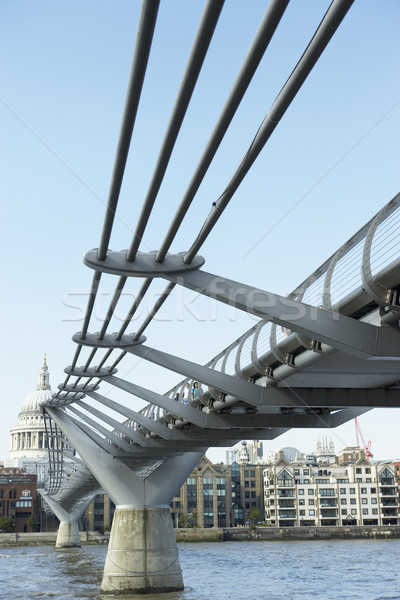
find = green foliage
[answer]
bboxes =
[0,516,15,532]
[178,513,190,528]
[248,508,262,525]
[27,515,37,531]
[189,510,197,527]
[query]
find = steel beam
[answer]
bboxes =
[165,269,400,358]
[104,346,265,405]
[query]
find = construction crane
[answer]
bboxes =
[354,417,373,459]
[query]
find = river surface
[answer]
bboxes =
[1,539,400,600]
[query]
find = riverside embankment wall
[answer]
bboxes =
[1,526,400,546]
[176,525,400,542]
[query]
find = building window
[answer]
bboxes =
[251,481,255,488]
[341,509,347,515]
[362,509,368,515]
[356,468,362,474]
[303,479,310,484]
[362,498,367,504]
[299,510,305,516]
[371,498,377,504]
[379,468,394,485]
[187,478,196,485]
[350,488,355,494]
[308,499,314,506]
[356,478,362,483]
[309,510,315,516]
[351,509,357,515]
[366,468,371,474]
[340,488,346,494]
[250,470,255,477]
[308,489,314,495]
[361,488,367,494]
[319,489,334,496]
[299,499,305,505]
[303,470,309,475]
[372,509,378,515]
[294,469,300,476]
[371,488,376,494]
[341,499,347,505]
[277,470,294,487]
[350,499,356,505]
[298,489,304,495]
[244,470,249,477]
[203,477,213,484]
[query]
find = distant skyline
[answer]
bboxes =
[1,1,400,464]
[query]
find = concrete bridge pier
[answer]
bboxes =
[55,520,81,548]
[102,505,182,594]
[100,452,204,595]
[40,488,100,549]
[46,404,204,595]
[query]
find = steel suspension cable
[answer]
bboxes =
[72,0,160,369]
[97,0,160,261]
[184,0,355,264]
[126,0,225,262]
[155,0,290,263]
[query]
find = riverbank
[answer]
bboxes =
[1,525,400,546]
[176,525,400,542]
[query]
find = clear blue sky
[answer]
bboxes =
[1,0,399,463]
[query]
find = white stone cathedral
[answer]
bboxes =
[7,355,63,485]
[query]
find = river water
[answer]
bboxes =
[1,539,400,600]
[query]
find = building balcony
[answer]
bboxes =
[277,483,295,489]
[379,488,397,497]
[320,510,338,518]
[277,490,295,498]
[319,500,337,508]
[278,512,297,519]
[277,502,295,509]
[380,501,399,507]
[381,509,399,517]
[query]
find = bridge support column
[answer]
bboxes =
[101,506,182,594]
[56,520,81,548]
[46,406,204,595]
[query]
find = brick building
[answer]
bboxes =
[0,468,37,532]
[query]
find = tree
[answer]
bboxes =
[27,515,37,532]
[178,513,189,528]
[0,516,15,532]
[189,510,197,527]
[248,508,262,526]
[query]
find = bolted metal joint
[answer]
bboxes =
[73,332,147,348]
[64,366,118,378]
[58,384,100,393]
[84,249,205,278]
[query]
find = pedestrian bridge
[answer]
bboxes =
[39,0,400,594]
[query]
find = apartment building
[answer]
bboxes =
[264,451,399,527]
